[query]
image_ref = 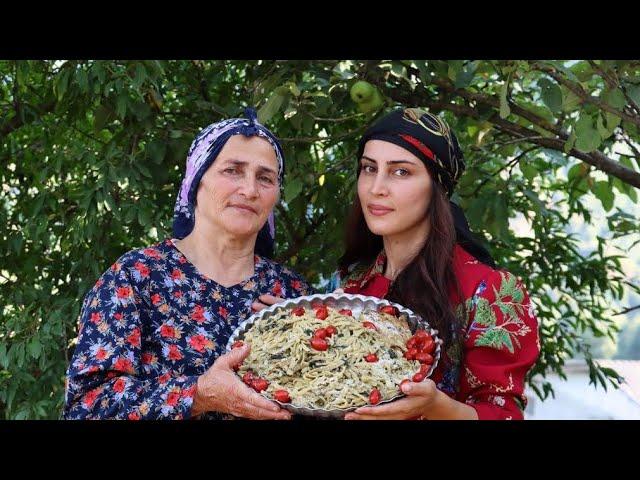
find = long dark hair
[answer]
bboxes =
[339,181,464,348]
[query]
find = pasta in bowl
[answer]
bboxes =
[225,294,442,418]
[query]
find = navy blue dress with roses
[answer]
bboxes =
[63,239,312,420]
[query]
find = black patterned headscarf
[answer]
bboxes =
[357,107,496,268]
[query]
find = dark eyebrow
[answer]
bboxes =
[361,155,416,165]
[257,166,277,176]
[223,159,277,175]
[223,159,249,167]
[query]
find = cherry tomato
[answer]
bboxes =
[379,305,397,316]
[369,388,381,405]
[273,390,291,403]
[313,328,328,339]
[362,321,378,331]
[414,330,431,341]
[404,348,418,360]
[310,337,329,351]
[399,379,411,391]
[292,307,305,316]
[364,353,378,363]
[420,338,435,354]
[311,302,324,309]
[315,307,329,320]
[251,378,269,392]
[231,340,244,349]
[406,337,417,349]
[415,352,434,364]
[412,372,425,383]
[325,325,338,336]
[338,309,353,316]
[242,371,255,385]
[419,363,430,375]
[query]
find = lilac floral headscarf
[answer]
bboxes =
[172,108,285,258]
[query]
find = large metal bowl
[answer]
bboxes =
[225,293,442,419]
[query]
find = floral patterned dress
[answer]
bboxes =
[63,239,312,420]
[337,244,540,420]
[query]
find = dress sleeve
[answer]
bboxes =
[458,270,540,420]
[62,257,197,420]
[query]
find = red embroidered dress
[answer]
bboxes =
[339,244,540,420]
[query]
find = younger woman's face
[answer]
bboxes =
[357,140,433,237]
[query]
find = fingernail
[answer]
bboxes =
[402,384,412,394]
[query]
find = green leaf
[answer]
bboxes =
[574,114,601,153]
[626,84,640,106]
[0,343,7,369]
[116,95,128,119]
[27,338,42,360]
[593,181,615,211]
[55,69,70,101]
[564,131,577,153]
[137,208,151,227]
[137,163,153,179]
[147,139,167,165]
[258,89,288,124]
[133,63,147,90]
[596,114,614,140]
[447,60,464,83]
[539,78,563,113]
[289,82,300,97]
[453,62,478,89]
[124,206,136,224]
[561,87,582,112]
[602,88,626,111]
[568,163,588,182]
[284,178,303,203]
[77,69,89,94]
[520,162,537,182]
[93,105,112,133]
[620,155,636,171]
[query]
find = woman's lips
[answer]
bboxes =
[367,204,394,216]
[229,204,257,214]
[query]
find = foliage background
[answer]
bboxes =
[1,60,639,419]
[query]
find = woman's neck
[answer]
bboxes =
[383,219,430,280]
[173,222,257,287]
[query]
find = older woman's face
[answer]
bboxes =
[195,135,279,238]
[357,139,433,237]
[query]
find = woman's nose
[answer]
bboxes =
[369,172,388,196]
[239,176,259,198]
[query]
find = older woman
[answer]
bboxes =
[63,109,312,420]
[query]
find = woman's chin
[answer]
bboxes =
[365,218,399,237]
[223,221,262,237]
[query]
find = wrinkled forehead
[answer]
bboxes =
[216,135,279,169]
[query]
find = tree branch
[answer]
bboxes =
[535,63,640,130]
[465,146,540,198]
[384,75,640,189]
[613,305,640,316]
